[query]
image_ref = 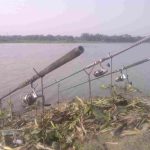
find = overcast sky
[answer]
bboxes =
[0,0,149,36]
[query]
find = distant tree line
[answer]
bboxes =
[0,33,149,43]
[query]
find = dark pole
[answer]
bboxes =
[110,56,113,95]
[57,82,60,105]
[84,65,95,105]
[55,80,60,106]
[41,77,45,114]
[88,74,92,103]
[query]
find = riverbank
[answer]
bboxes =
[1,88,150,150]
[0,33,149,43]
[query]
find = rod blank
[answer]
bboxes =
[86,35,150,69]
[124,58,150,70]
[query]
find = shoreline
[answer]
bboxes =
[0,41,150,44]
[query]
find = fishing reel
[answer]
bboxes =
[93,63,108,77]
[23,88,38,106]
[115,69,127,82]
[115,69,132,85]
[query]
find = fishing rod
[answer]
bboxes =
[40,35,150,91]
[123,58,150,70]
[86,35,150,69]
[0,46,84,101]
[60,58,150,92]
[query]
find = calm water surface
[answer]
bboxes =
[0,43,150,110]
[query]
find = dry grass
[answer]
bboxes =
[83,131,150,150]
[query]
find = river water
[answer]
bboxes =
[0,43,150,110]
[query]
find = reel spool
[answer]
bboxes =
[115,69,132,85]
[93,63,108,77]
[115,72,127,82]
[23,88,38,106]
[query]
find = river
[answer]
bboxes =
[0,43,150,110]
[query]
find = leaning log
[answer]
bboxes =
[0,46,84,100]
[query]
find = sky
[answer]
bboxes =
[0,0,149,36]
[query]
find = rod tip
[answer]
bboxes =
[78,46,84,53]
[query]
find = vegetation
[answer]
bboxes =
[0,33,149,43]
[1,85,150,150]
